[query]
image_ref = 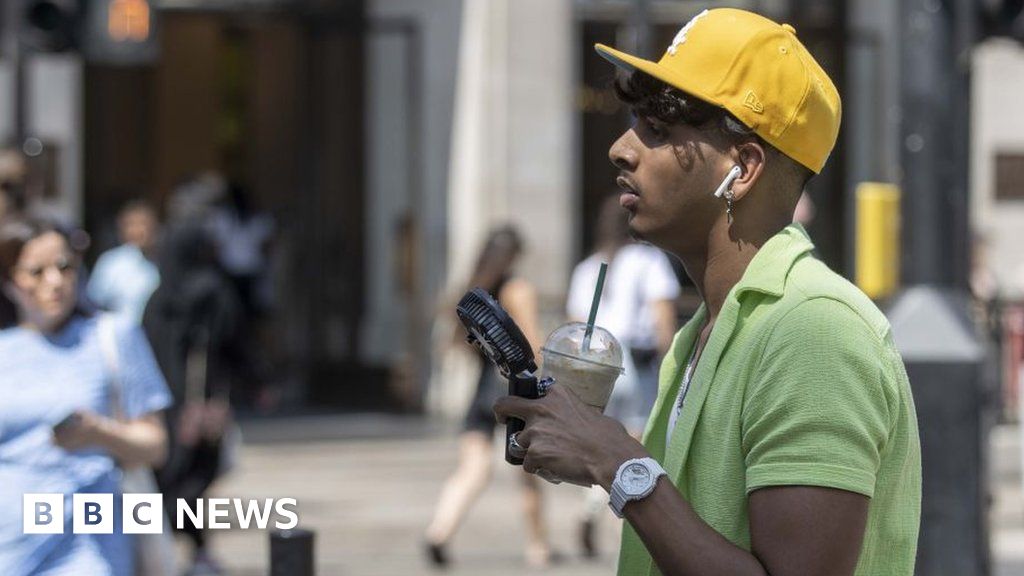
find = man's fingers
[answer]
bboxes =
[493,395,537,424]
[521,449,540,475]
[546,381,581,404]
[516,428,536,450]
[507,425,536,460]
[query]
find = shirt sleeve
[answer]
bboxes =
[642,250,681,302]
[566,261,592,321]
[86,252,113,308]
[113,318,173,419]
[741,298,893,498]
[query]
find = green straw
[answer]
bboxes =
[582,262,608,352]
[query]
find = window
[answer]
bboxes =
[995,153,1024,200]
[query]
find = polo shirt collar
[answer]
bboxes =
[733,223,815,300]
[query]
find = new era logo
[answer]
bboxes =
[743,91,765,114]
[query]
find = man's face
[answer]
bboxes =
[608,115,728,253]
[120,208,158,251]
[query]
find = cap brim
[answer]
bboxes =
[594,43,717,106]
[594,43,653,76]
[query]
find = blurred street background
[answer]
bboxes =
[2,0,1024,574]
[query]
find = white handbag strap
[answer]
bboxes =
[96,314,125,420]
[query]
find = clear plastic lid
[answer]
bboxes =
[540,322,624,373]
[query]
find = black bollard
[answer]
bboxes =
[888,287,991,576]
[270,528,315,576]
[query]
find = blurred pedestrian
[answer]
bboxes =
[494,8,920,576]
[0,149,27,222]
[570,194,679,435]
[567,194,678,558]
[166,172,226,225]
[207,183,277,410]
[143,223,241,576]
[0,181,25,222]
[208,183,275,317]
[0,216,172,575]
[424,226,557,569]
[88,200,161,325]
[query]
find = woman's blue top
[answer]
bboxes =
[0,314,172,575]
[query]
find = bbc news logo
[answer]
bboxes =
[24,494,299,534]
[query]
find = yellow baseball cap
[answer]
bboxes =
[596,8,841,174]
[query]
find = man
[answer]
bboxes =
[88,200,161,324]
[494,8,921,576]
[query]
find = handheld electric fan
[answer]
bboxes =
[456,288,540,465]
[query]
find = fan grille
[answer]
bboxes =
[456,288,535,376]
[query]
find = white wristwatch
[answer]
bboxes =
[608,457,667,518]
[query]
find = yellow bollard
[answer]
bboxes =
[855,182,901,300]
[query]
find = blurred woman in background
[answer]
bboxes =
[0,216,172,575]
[424,225,557,569]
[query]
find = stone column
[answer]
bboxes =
[447,0,574,320]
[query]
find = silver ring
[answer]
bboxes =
[536,377,555,397]
[508,432,527,458]
[535,468,562,485]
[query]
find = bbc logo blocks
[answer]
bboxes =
[23,493,164,534]
[122,494,164,534]
[23,494,63,534]
[73,494,113,534]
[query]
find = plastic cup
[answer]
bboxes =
[540,322,624,411]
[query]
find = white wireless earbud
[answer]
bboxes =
[713,165,743,198]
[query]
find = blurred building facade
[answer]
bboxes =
[3,0,991,413]
[973,39,1024,301]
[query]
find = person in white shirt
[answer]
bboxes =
[566,194,679,557]
[207,183,275,316]
[87,201,161,325]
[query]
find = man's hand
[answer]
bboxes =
[495,385,870,576]
[494,383,648,488]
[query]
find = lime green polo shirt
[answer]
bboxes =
[617,223,921,576]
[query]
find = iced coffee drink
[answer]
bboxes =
[540,322,624,411]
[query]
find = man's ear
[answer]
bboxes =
[728,141,767,202]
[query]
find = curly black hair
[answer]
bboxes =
[614,70,759,145]
[613,70,813,186]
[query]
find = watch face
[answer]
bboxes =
[622,463,653,496]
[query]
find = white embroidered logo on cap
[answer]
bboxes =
[668,9,709,56]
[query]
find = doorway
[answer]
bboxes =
[83,5,425,411]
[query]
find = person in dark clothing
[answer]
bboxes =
[142,223,241,576]
[423,226,556,569]
[207,183,278,411]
